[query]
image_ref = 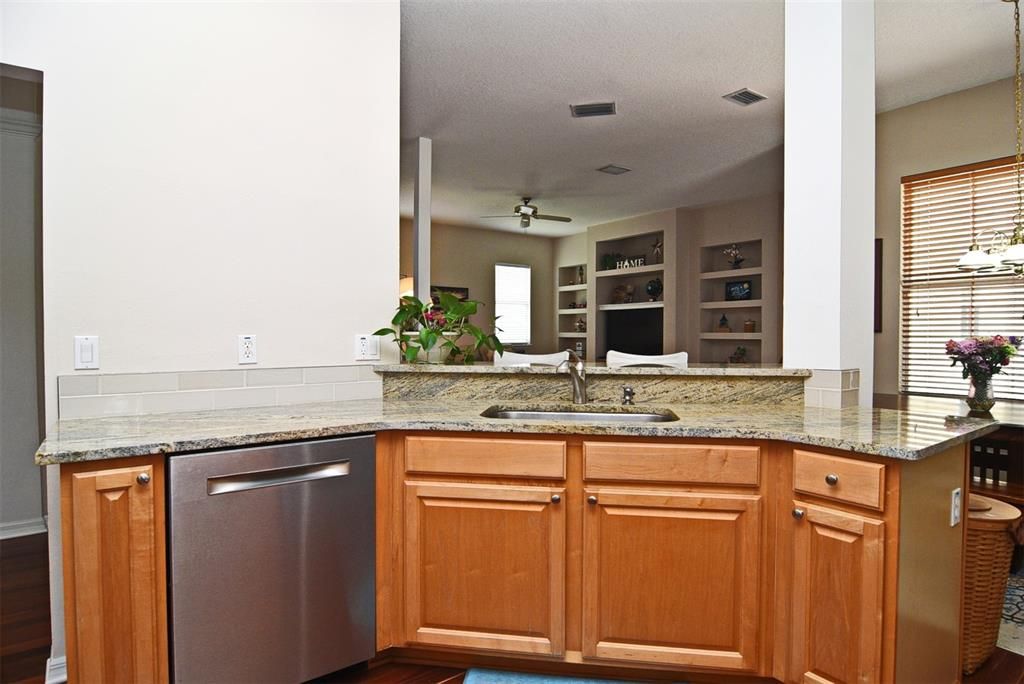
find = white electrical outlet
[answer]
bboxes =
[354,334,380,361]
[950,487,962,527]
[238,335,257,365]
[74,336,100,370]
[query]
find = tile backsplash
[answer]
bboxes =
[58,365,381,419]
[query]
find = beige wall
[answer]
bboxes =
[874,78,1013,394]
[554,232,587,267]
[400,219,557,353]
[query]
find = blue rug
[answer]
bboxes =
[463,668,672,684]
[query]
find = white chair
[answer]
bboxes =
[493,350,571,367]
[606,350,688,369]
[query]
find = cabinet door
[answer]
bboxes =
[62,458,167,684]
[582,489,762,671]
[404,481,565,655]
[790,501,884,684]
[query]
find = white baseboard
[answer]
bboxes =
[45,655,67,684]
[0,516,47,539]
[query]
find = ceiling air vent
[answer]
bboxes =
[597,164,631,175]
[570,101,617,118]
[722,88,767,106]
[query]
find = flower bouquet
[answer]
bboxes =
[944,335,1021,412]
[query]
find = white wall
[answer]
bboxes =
[2,2,399,674]
[2,1,401,429]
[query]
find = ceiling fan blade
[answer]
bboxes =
[479,215,520,219]
[534,214,572,223]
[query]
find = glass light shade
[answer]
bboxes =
[1001,240,1024,266]
[984,250,1009,271]
[957,244,992,271]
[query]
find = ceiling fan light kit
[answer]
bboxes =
[481,197,573,232]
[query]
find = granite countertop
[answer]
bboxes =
[374,363,812,377]
[36,398,999,465]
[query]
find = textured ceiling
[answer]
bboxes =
[400,0,1013,236]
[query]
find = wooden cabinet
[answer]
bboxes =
[788,501,885,684]
[377,433,967,683]
[61,455,168,684]
[403,481,566,655]
[581,488,763,671]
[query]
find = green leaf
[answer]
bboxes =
[404,344,420,363]
[419,328,438,351]
[373,328,394,337]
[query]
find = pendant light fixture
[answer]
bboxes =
[957,0,1024,275]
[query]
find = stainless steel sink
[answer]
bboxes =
[481,405,679,423]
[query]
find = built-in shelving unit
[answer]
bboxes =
[698,239,765,363]
[595,263,664,278]
[592,228,671,359]
[699,299,763,310]
[698,266,764,280]
[555,263,588,354]
[598,301,664,311]
[698,332,764,341]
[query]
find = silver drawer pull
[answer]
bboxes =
[208,460,350,495]
[792,508,806,520]
[137,472,151,485]
[825,473,839,486]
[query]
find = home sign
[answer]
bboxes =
[616,255,646,269]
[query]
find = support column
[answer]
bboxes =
[413,136,432,303]
[783,0,875,408]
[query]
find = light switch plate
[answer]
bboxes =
[354,334,380,361]
[950,487,962,527]
[74,336,99,370]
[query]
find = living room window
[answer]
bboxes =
[900,157,1024,400]
[494,263,531,346]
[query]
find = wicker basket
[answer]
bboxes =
[962,494,1022,675]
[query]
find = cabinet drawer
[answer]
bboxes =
[583,442,759,486]
[405,436,566,479]
[793,449,886,511]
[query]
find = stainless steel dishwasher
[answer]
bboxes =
[168,435,375,683]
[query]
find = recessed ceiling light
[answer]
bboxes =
[570,102,616,118]
[597,164,631,175]
[722,88,767,106]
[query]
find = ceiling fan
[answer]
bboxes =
[481,197,572,230]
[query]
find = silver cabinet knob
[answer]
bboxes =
[792,507,805,520]
[551,494,561,504]
[824,473,839,486]
[137,472,151,485]
[587,495,598,505]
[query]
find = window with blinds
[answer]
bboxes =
[494,263,532,345]
[901,157,1024,401]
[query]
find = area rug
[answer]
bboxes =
[463,669,674,684]
[1000,574,1024,655]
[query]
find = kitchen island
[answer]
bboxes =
[36,364,1003,684]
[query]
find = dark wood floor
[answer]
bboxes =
[0,533,50,684]
[2,531,1022,684]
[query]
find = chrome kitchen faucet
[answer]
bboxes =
[557,349,587,404]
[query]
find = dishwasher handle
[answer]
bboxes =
[207,459,350,495]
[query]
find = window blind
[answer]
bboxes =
[901,157,1024,401]
[494,263,532,345]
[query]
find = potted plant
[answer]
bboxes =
[374,292,504,364]
[945,335,1021,412]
